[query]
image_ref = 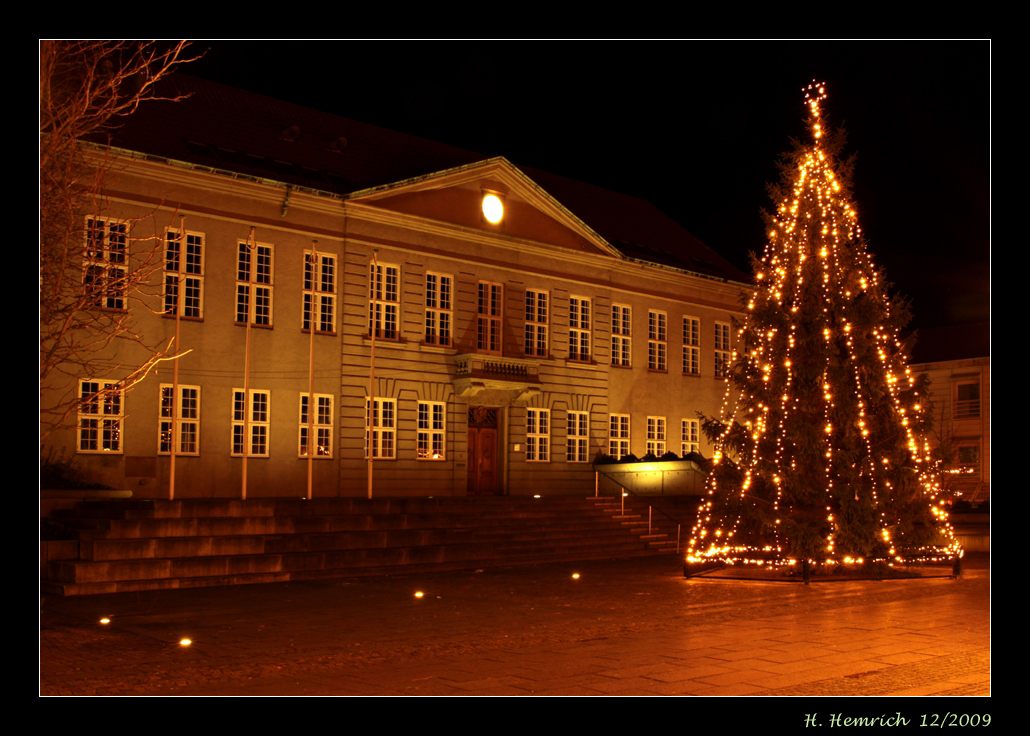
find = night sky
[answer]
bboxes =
[186,40,990,333]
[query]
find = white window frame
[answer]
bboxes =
[160,384,200,455]
[365,397,396,459]
[369,263,400,340]
[78,379,123,454]
[236,241,274,326]
[524,289,549,357]
[477,281,503,354]
[648,310,667,371]
[569,296,591,362]
[681,418,700,456]
[232,389,270,457]
[715,321,731,378]
[609,414,630,459]
[299,393,334,458]
[646,416,667,456]
[303,251,336,334]
[164,228,204,319]
[417,401,447,460]
[424,272,453,346]
[83,217,127,311]
[526,408,550,462]
[683,316,700,375]
[611,304,631,366]
[567,411,589,463]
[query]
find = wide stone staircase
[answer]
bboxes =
[41,495,690,596]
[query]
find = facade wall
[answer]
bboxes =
[910,356,990,501]
[43,155,745,499]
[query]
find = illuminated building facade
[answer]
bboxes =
[908,324,991,504]
[42,76,749,499]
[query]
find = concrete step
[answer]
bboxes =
[41,545,678,596]
[42,495,688,595]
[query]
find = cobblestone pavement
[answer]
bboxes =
[40,553,990,698]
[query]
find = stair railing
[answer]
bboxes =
[593,470,689,552]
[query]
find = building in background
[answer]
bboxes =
[909,323,990,504]
[42,76,750,499]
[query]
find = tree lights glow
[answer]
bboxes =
[686,82,961,581]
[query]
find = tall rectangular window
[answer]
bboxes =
[569,296,591,361]
[715,321,731,378]
[365,397,396,459]
[417,401,446,460]
[611,304,631,366]
[299,393,333,458]
[609,414,630,459]
[303,251,336,333]
[236,242,273,326]
[369,263,400,339]
[160,384,200,455]
[526,409,550,462]
[477,281,503,354]
[232,389,270,457]
[78,379,122,453]
[164,229,204,318]
[646,416,667,456]
[681,418,700,456]
[567,411,589,463]
[683,316,700,375]
[648,310,667,371]
[83,218,127,310]
[425,273,452,346]
[524,289,549,357]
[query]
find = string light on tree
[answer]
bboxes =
[687,81,961,582]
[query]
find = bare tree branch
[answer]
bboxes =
[40,41,200,440]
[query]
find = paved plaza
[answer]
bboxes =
[40,553,990,698]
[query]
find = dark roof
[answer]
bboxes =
[98,75,748,284]
[908,323,991,364]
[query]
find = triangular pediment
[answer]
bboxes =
[345,157,621,258]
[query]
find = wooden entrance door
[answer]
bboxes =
[467,407,499,495]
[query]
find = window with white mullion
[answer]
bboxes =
[568,296,591,361]
[681,418,700,456]
[163,228,204,318]
[646,416,666,456]
[236,242,273,326]
[477,281,503,354]
[83,218,127,310]
[424,273,453,346]
[303,251,336,333]
[715,321,731,378]
[159,384,200,455]
[78,379,123,453]
[567,411,589,463]
[611,304,631,366]
[526,409,550,461]
[369,263,400,339]
[608,414,630,459]
[365,397,396,459]
[525,289,549,357]
[648,310,667,371]
[232,389,270,457]
[683,316,700,375]
[417,401,446,460]
[299,393,333,457]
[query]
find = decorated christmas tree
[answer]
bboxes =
[687,82,961,580]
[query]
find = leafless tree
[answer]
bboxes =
[40,40,199,439]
